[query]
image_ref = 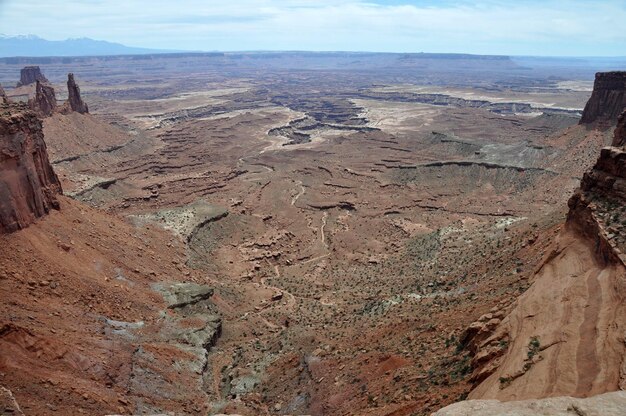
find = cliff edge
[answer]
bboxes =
[568,109,626,264]
[0,103,62,233]
[441,82,626,410]
[579,71,626,125]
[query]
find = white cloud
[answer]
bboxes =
[0,0,624,55]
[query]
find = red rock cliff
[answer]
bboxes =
[28,81,57,117]
[568,109,626,264]
[579,71,626,125]
[463,110,626,402]
[0,103,62,233]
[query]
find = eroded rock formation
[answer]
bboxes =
[66,73,88,114]
[0,84,7,104]
[23,73,89,117]
[568,110,626,263]
[16,66,48,87]
[580,71,626,124]
[0,103,62,233]
[613,110,626,147]
[28,80,57,117]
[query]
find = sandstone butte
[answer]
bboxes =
[15,65,48,88]
[580,71,626,124]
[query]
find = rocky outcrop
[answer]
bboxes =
[28,80,57,117]
[16,66,48,87]
[0,386,24,416]
[0,103,62,233]
[66,73,88,114]
[0,84,7,104]
[569,111,626,263]
[614,110,626,147]
[458,308,509,385]
[125,282,222,414]
[433,391,626,416]
[579,72,626,124]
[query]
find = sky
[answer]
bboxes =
[0,0,625,56]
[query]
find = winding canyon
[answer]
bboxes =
[0,53,625,415]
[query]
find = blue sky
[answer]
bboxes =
[0,0,625,56]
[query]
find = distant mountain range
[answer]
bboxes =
[0,35,181,57]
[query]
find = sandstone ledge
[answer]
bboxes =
[433,391,626,416]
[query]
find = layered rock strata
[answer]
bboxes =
[0,103,62,233]
[579,71,626,124]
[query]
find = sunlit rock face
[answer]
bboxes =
[0,103,62,233]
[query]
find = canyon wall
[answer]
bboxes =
[579,71,626,124]
[447,81,626,407]
[0,103,62,233]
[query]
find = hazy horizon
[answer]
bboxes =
[1,1,625,57]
